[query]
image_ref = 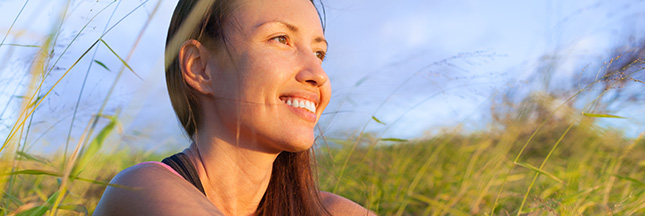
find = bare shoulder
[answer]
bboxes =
[94,163,222,216]
[320,191,377,216]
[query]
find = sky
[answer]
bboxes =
[0,0,643,153]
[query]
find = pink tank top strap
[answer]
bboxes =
[137,161,182,178]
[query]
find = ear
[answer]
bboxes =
[179,39,214,95]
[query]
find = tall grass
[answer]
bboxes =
[1,0,645,215]
[318,117,644,215]
[1,1,160,215]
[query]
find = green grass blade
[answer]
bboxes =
[515,162,564,184]
[372,116,386,125]
[99,39,142,80]
[0,44,40,47]
[3,169,129,188]
[2,191,24,206]
[93,60,111,71]
[57,204,88,215]
[17,151,49,164]
[3,169,60,177]
[16,205,48,216]
[27,95,43,109]
[381,138,408,142]
[582,112,626,118]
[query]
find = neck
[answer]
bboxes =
[185,130,279,216]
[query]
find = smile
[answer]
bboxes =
[280,97,316,113]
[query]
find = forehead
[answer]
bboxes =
[230,0,324,36]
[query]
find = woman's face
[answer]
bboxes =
[204,0,330,153]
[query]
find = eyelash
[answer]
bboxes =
[315,51,326,61]
[272,35,289,45]
[271,35,326,61]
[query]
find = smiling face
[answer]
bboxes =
[196,0,330,153]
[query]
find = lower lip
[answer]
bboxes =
[284,103,317,122]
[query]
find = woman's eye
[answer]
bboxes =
[272,35,288,45]
[315,51,326,61]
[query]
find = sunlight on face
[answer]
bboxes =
[205,0,330,153]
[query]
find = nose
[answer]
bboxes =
[295,52,328,87]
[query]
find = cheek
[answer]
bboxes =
[230,61,286,102]
[319,82,332,111]
[214,53,262,96]
[244,51,293,85]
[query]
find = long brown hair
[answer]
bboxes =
[164,0,330,215]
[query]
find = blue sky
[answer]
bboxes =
[1,0,643,153]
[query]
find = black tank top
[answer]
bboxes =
[162,153,206,195]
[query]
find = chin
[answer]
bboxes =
[279,134,315,153]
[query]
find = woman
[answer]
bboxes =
[94,0,374,215]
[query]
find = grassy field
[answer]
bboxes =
[1,115,644,215]
[2,1,645,215]
[318,122,645,215]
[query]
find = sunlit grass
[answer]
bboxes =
[3,119,644,215]
[318,121,645,215]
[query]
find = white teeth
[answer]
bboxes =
[306,101,316,113]
[282,97,316,113]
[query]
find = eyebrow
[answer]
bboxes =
[256,20,328,48]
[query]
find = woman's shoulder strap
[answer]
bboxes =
[162,152,206,195]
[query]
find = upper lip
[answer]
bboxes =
[279,91,321,108]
